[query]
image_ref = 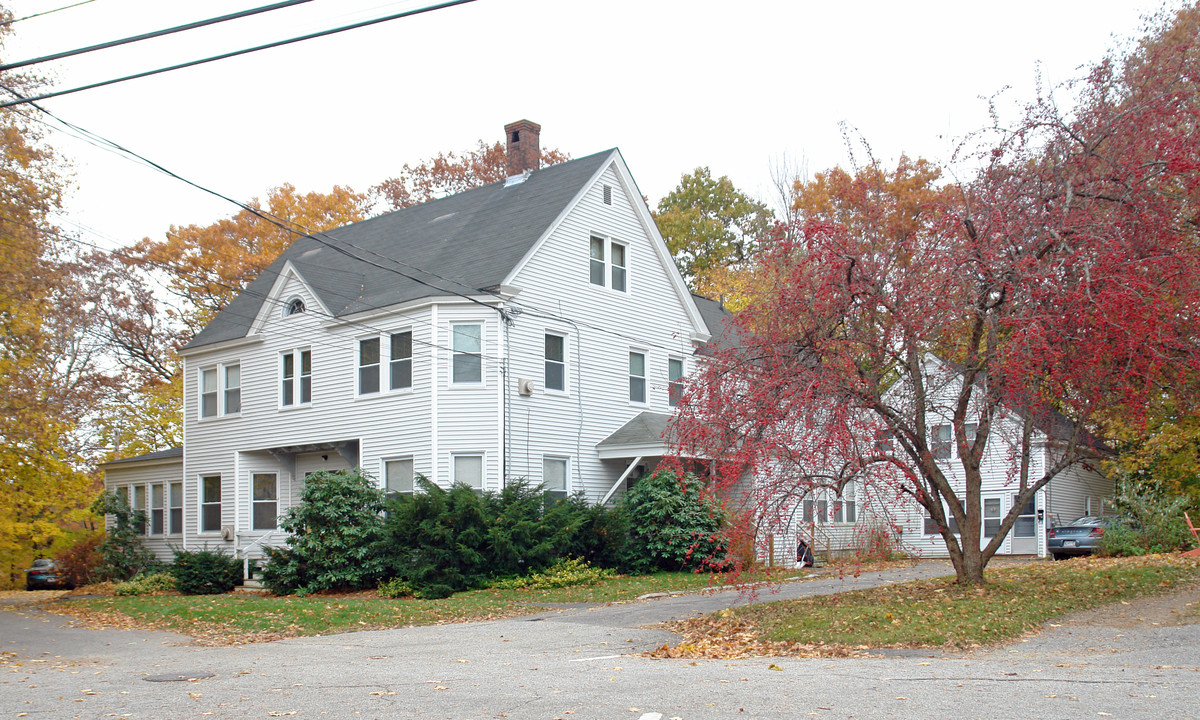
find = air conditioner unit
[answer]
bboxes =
[221,525,235,541]
[517,378,535,396]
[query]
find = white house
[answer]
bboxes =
[101,121,721,566]
[752,357,1115,562]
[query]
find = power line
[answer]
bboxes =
[0,0,95,28]
[0,0,477,108]
[0,0,313,71]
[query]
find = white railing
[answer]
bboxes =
[236,529,283,580]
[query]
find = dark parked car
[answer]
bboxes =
[24,558,70,590]
[1047,516,1115,560]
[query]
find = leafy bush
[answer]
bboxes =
[619,469,730,573]
[172,548,241,595]
[54,534,104,587]
[850,523,907,562]
[1099,478,1194,556]
[90,492,157,581]
[114,572,176,596]
[381,478,493,598]
[377,578,414,598]
[261,469,388,595]
[490,557,614,590]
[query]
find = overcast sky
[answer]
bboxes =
[3,0,1172,248]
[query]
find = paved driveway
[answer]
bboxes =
[3,562,1198,719]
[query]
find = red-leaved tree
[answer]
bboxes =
[671,6,1200,584]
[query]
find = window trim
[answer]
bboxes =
[168,481,183,536]
[283,296,306,317]
[383,456,415,497]
[252,472,278,531]
[588,234,630,293]
[389,329,414,392]
[199,474,222,535]
[357,336,381,396]
[150,483,165,536]
[668,356,685,408]
[544,331,568,394]
[628,349,648,405]
[450,322,484,387]
[199,367,218,419]
[451,452,485,491]
[279,348,313,408]
[542,455,570,500]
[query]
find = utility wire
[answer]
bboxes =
[0,0,476,108]
[0,0,313,71]
[0,0,95,27]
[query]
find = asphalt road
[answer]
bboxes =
[2,561,1198,720]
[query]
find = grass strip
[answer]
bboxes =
[656,554,1200,658]
[51,568,798,644]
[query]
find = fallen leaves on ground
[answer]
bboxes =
[644,614,874,660]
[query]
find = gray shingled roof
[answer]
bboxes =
[186,149,617,350]
[597,411,673,449]
[100,446,183,467]
[691,294,743,354]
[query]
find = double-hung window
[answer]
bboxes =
[200,364,240,418]
[545,333,566,392]
[200,369,218,418]
[931,422,977,459]
[132,485,147,535]
[358,337,381,395]
[385,457,414,497]
[452,324,483,384]
[589,236,628,292]
[803,484,857,524]
[668,357,684,407]
[281,349,312,406]
[452,453,484,492]
[629,351,647,404]
[390,331,413,390]
[924,506,961,535]
[543,456,568,501]
[169,482,183,535]
[252,473,278,530]
[223,365,240,414]
[150,483,165,535]
[200,475,222,533]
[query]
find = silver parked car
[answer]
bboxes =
[1047,516,1115,560]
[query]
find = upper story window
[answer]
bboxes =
[281,349,312,407]
[668,357,684,407]
[285,297,306,316]
[629,351,647,404]
[390,331,413,390]
[200,363,240,419]
[930,422,977,459]
[589,236,628,292]
[200,368,218,418]
[358,337,381,395]
[545,332,566,392]
[223,364,241,414]
[452,324,483,385]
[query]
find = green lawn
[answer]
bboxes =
[708,554,1200,652]
[53,568,796,644]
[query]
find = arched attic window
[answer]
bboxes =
[284,297,306,316]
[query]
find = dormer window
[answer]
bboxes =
[285,298,306,316]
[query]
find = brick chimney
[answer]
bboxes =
[504,119,541,177]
